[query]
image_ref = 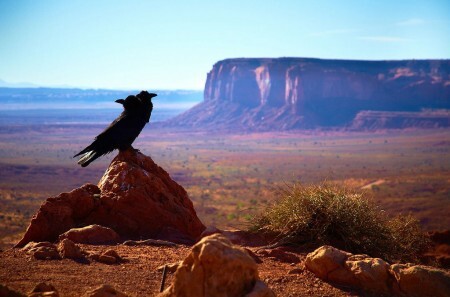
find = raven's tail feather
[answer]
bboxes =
[77,150,100,167]
[73,145,93,158]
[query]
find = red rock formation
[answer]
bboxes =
[15,184,100,247]
[91,149,205,242]
[166,58,450,130]
[306,245,450,297]
[15,149,205,247]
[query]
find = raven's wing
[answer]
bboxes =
[73,113,126,157]
[94,113,143,151]
[74,113,144,167]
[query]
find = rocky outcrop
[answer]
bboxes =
[159,234,274,297]
[305,245,450,296]
[15,184,100,247]
[167,58,450,130]
[15,149,205,247]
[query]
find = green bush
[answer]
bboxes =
[250,182,429,263]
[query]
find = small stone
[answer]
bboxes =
[258,248,300,263]
[102,249,121,260]
[86,284,128,297]
[22,242,55,252]
[57,239,83,259]
[98,254,117,264]
[29,282,59,297]
[123,239,177,247]
[33,247,61,260]
[59,225,120,245]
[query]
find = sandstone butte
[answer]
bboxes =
[164,58,450,130]
[15,148,205,248]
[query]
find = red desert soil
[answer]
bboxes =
[0,242,360,297]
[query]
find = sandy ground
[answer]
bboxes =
[0,242,363,297]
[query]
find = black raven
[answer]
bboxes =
[74,91,157,167]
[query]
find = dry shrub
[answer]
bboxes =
[250,182,429,263]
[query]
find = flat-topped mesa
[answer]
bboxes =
[168,58,450,130]
[205,58,450,108]
[15,149,205,247]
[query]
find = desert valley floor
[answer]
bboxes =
[0,125,449,248]
[0,125,449,296]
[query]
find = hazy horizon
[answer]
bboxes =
[1,0,449,90]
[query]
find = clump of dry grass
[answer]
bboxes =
[250,182,429,263]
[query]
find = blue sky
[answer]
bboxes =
[0,0,449,90]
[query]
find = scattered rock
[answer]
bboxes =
[57,239,83,259]
[102,249,121,260]
[98,255,117,265]
[86,284,128,297]
[22,242,61,261]
[158,234,274,297]
[0,284,25,297]
[93,249,122,264]
[306,245,450,296]
[257,248,300,263]
[29,282,59,297]
[32,246,60,261]
[390,264,450,297]
[345,254,391,292]
[22,242,56,252]
[15,150,205,247]
[123,239,176,247]
[59,225,120,245]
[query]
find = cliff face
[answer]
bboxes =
[169,58,450,130]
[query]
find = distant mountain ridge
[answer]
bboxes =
[0,87,202,109]
[0,79,40,88]
[166,58,450,130]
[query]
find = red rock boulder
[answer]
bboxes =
[89,149,205,242]
[15,184,100,247]
[59,225,120,244]
[15,149,205,247]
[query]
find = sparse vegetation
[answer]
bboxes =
[250,182,430,263]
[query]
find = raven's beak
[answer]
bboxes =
[115,99,125,104]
